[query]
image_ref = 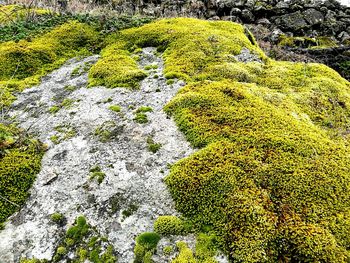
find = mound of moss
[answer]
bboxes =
[0,20,99,108]
[94,18,350,262]
[0,124,45,224]
[88,18,265,88]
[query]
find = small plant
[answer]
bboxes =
[147,137,162,153]
[122,204,139,219]
[136,106,153,113]
[51,212,64,224]
[134,232,161,263]
[109,105,121,113]
[89,166,106,184]
[163,246,173,255]
[134,113,148,124]
[166,79,175,85]
[64,85,78,92]
[154,74,159,79]
[49,105,60,114]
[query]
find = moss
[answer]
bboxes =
[172,242,196,263]
[163,246,173,255]
[88,40,147,88]
[278,35,337,49]
[56,246,67,255]
[50,212,64,224]
[134,113,148,124]
[122,204,138,219]
[109,105,121,112]
[0,20,98,112]
[167,79,175,85]
[134,232,160,263]
[154,216,184,236]
[0,124,45,223]
[89,166,106,184]
[195,233,218,262]
[146,137,162,153]
[88,18,265,89]
[136,106,153,113]
[136,232,161,250]
[94,121,119,142]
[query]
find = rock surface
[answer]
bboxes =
[0,48,196,262]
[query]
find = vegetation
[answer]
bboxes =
[23,215,117,262]
[50,212,64,224]
[134,232,161,263]
[154,215,184,236]
[0,124,45,224]
[89,166,106,184]
[109,105,121,112]
[146,137,162,153]
[88,17,349,262]
[2,10,350,262]
[0,20,99,109]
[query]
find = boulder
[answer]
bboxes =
[303,9,324,25]
[273,11,309,31]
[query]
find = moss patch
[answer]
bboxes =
[88,17,350,263]
[22,216,117,262]
[0,123,45,224]
[88,18,265,88]
[0,20,99,109]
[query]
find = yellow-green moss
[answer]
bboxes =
[88,40,147,88]
[154,216,184,235]
[0,20,98,109]
[172,242,196,263]
[0,123,45,223]
[88,18,266,88]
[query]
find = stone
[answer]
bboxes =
[273,11,309,31]
[241,9,255,22]
[303,8,325,25]
[0,48,197,263]
[256,18,272,26]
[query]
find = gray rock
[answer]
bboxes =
[242,9,255,22]
[274,11,309,31]
[303,8,324,25]
[0,48,196,263]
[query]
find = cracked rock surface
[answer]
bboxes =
[0,47,195,262]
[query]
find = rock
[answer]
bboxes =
[339,31,350,43]
[241,9,255,22]
[234,47,263,63]
[257,18,272,26]
[230,7,242,15]
[273,11,309,31]
[0,48,195,263]
[303,8,324,25]
[223,15,243,23]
